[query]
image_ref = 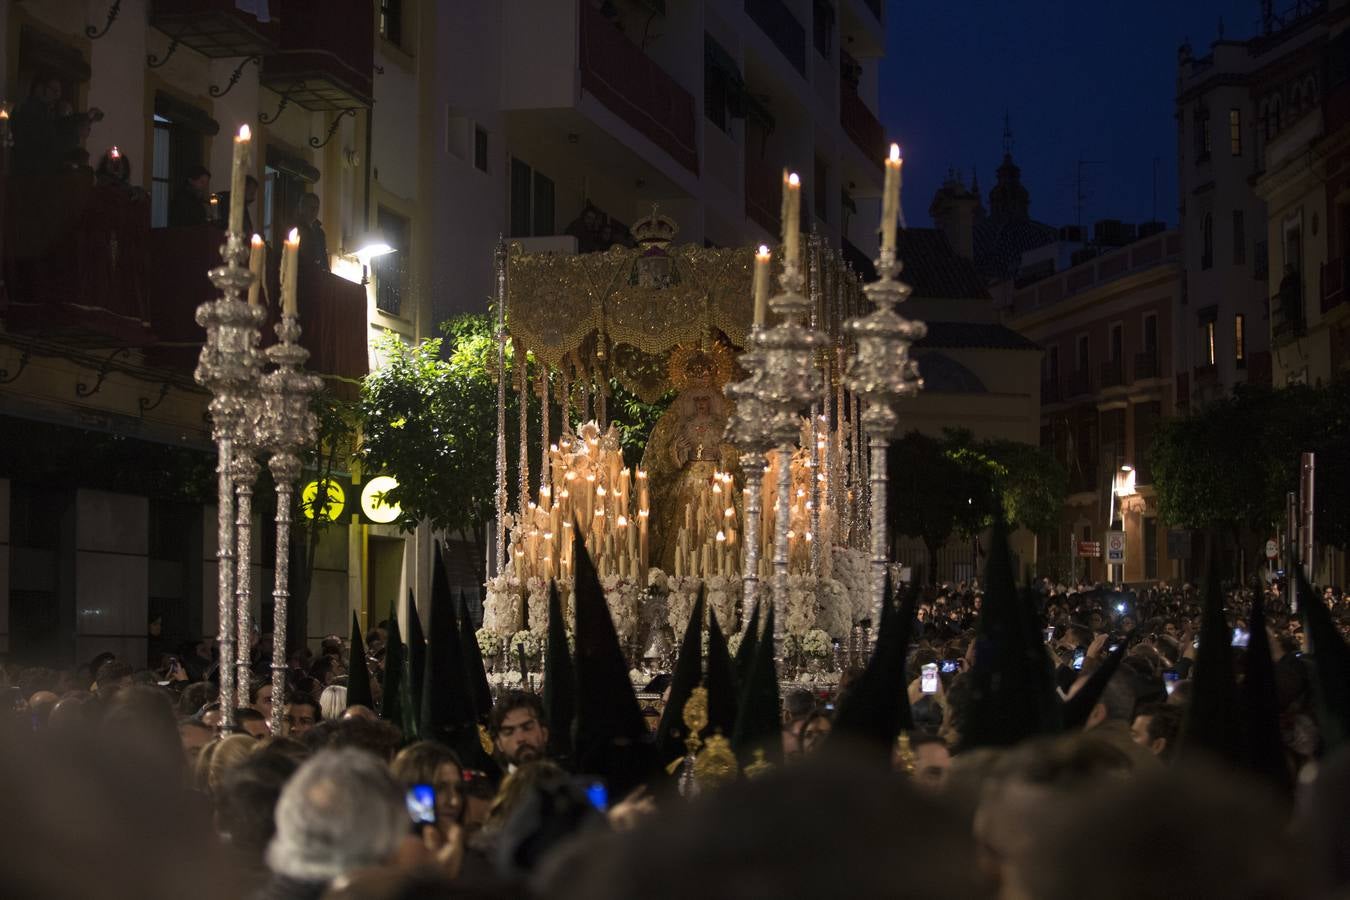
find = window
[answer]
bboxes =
[1195,106,1212,160]
[814,155,828,223]
[378,0,403,47]
[262,147,315,247]
[474,126,489,172]
[1047,345,1060,383]
[508,157,555,238]
[1235,313,1246,366]
[150,115,172,227]
[1255,239,1269,278]
[1076,334,1089,372]
[149,95,211,228]
[1233,210,1245,265]
[812,0,835,60]
[374,206,409,316]
[704,34,743,134]
[1204,320,1217,366]
[1109,323,1123,361]
[1201,213,1213,269]
[1142,313,1158,355]
[1229,108,1241,155]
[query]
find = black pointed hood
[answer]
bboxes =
[456,588,493,723]
[1295,564,1350,750]
[656,589,705,766]
[346,611,374,709]
[420,568,480,765]
[734,599,761,689]
[705,606,739,739]
[962,517,1062,749]
[1179,542,1241,763]
[731,603,781,767]
[543,580,576,762]
[1241,580,1292,793]
[571,530,657,795]
[830,575,919,761]
[406,590,427,741]
[379,599,405,730]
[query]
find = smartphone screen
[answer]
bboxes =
[405,783,436,825]
[1231,627,1250,648]
[921,663,939,694]
[1044,626,1055,643]
[1072,648,1086,670]
[1163,670,1179,696]
[584,780,608,812]
[940,659,959,674]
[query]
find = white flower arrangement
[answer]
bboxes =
[726,631,743,659]
[525,576,550,635]
[488,669,524,689]
[601,573,642,644]
[665,575,703,638]
[800,628,833,659]
[508,629,545,660]
[475,627,503,659]
[796,669,842,686]
[831,546,873,625]
[815,578,852,641]
[704,574,741,635]
[483,572,523,637]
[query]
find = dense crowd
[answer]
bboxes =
[2,554,1349,900]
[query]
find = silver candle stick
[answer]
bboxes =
[259,313,321,735]
[195,231,265,734]
[724,329,774,628]
[232,437,261,707]
[845,244,925,630]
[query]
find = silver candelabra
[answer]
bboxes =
[756,251,828,650]
[259,313,322,734]
[724,327,774,631]
[195,232,265,734]
[844,245,925,629]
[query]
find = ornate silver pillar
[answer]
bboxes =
[845,247,925,628]
[259,314,321,734]
[195,232,265,734]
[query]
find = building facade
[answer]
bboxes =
[0,0,890,667]
[1002,230,1184,585]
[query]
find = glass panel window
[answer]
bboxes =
[1229,108,1242,155]
[1235,314,1246,365]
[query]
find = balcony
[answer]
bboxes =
[145,226,368,387]
[1099,358,1125,389]
[746,0,807,75]
[579,0,698,175]
[1134,350,1158,381]
[1,177,365,386]
[1322,255,1347,314]
[2,175,155,347]
[840,87,885,168]
[1040,378,1061,404]
[1271,293,1306,344]
[260,0,374,110]
[150,0,280,58]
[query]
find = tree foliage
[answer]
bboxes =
[1150,379,1350,551]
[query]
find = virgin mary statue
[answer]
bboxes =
[642,344,742,573]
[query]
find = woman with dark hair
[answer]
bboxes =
[391,740,466,840]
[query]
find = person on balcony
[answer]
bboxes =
[169,165,213,228]
[216,175,259,236]
[12,72,104,176]
[295,193,330,271]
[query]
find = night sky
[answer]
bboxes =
[880,0,1262,233]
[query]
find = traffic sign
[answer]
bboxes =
[1076,541,1101,558]
[1106,531,1126,563]
[1265,539,1279,560]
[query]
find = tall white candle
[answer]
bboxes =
[282,227,300,317]
[247,235,265,307]
[229,125,251,239]
[753,244,771,326]
[783,171,801,268]
[882,144,902,253]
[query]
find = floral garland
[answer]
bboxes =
[814,577,852,641]
[483,572,523,637]
[600,573,642,644]
[761,574,852,640]
[704,574,741,636]
[831,546,873,626]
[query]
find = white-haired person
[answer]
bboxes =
[319,684,347,721]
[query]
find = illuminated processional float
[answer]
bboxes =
[479,150,925,682]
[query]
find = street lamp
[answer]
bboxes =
[350,232,396,285]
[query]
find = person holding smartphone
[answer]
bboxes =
[391,741,467,843]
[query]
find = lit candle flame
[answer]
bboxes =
[889,143,901,164]
[788,172,800,187]
[238,124,252,142]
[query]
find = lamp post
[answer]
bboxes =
[259,310,322,735]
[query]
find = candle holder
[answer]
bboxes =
[724,334,774,627]
[756,251,828,652]
[845,245,925,633]
[231,428,262,707]
[195,230,265,734]
[259,312,322,735]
